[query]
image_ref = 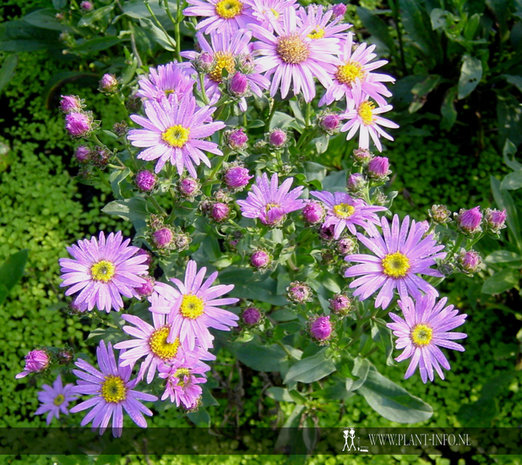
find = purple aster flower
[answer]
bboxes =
[249,0,297,30]
[297,4,351,41]
[225,165,253,189]
[60,95,82,113]
[128,93,225,176]
[353,147,372,163]
[237,173,305,225]
[149,260,239,350]
[250,7,339,102]
[65,112,92,137]
[70,341,158,437]
[136,62,194,102]
[310,316,332,342]
[242,306,262,325]
[337,237,356,254]
[310,191,386,239]
[34,375,77,425]
[182,30,269,112]
[114,312,214,384]
[16,349,50,379]
[340,84,399,152]
[158,354,210,409]
[183,0,255,34]
[59,231,149,313]
[319,32,394,107]
[344,215,447,309]
[387,294,467,383]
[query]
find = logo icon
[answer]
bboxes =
[342,428,368,453]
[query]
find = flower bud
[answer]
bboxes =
[347,173,365,192]
[60,95,82,113]
[332,3,347,17]
[310,316,332,342]
[135,170,156,192]
[269,129,287,147]
[329,294,351,315]
[287,281,312,303]
[211,202,230,222]
[337,237,356,255]
[65,112,92,137]
[303,201,324,224]
[75,145,90,163]
[458,250,481,273]
[456,206,482,233]
[173,232,191,251]
[225,166,252,189]
[193,52,213,73]
[179,177,200,197]
[153,228,173,248]
[57,349,74,364]
[353,148,372,163]
[485,208,507,233]
[242,306,262,325]
[226,129,248,150]
[430,204,451,224]
[367,156,390,179]
[136,276,155,297]
[228,72,249,96]
[319,224,335,241]
[15,350,50,379]
[320,114,340,134]
[80,1,93,10]
[251,250,270,268]
[236,54,255,74]
[99,73,118,93]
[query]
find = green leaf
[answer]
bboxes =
[109,168,132,198]
[71,37,122,54]
[481,269,519,294]
[503,74,522,93]
[0,54,17,94]
[313,135,329,154]
[351,357,370,390]
[266,387,295,402]
[458,55,482,99]
[354,362,433,423]
[502,139,522,171]
[409,75,441,112]
[283,349,336,384]
[371,319,394,366]
[102,198,148,233]
[269,111,295,130]
[122,0,177,20]
[491,176,522,251]
[485,250,521,264]
[139,18,176,51]
[440,86,458,130]
[233,341,288,372]
[187,408,210,427]
[357,7,396,54]
[501,169,522,190]
[23,9,70,31]
[0,249,28,305]
[78,5,115,27]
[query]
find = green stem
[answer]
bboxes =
[148,194,168,216]
[164,0,182,62]
[198,73,210,105]
[144,0,177,51]
[266,99,277,130]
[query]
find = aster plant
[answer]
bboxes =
[15,0,510,441]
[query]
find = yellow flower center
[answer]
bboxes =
[90,260,115,282]
[270,8,279,18]
[381,252,411,278]
[174,368,191,387]
[358,101,375,125]
[148,326,180,360]
[101,375,127,403]
[276,34,310,64]
[307,26,325,39]
[265,202,280,212]
[162,125,190,148]
[336,62,364,86]
[53,394,65,406]
[411,324,433,347]
[180,294,205,319]
[215,0,243,18]
[208,52,236,83]
[333,203,355,219]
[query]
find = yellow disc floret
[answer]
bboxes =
[333,203,355,219]
[336,61,364,85]
[208,52,236,83]
[381,252,411,278]
[307,27,325,39]
[180,294,205,319]
[411,324,433,347]
[53,394,65,406]
[162,125,190,148]
[101,375,127,403]
[215,0,243,19]
[358,101,375,125]
[276,34,310,64]
[174,368,191,387]
[91,260,115,282]
[148,326,180,360]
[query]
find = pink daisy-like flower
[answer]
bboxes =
[114,312,215,384]
[387,294,467,383]
[237,173,305,225]
[319,32,395,107]
[70,341,158,437]
[59,231,149,313]
[127,93,225,176]
[34,375,77,425]
[339,84,399,152]
[310,191,387,239]
[136,61,195,102]
[158,354,211,409]
[344,215,446,309]
[149,260,239,350]
[183,0,255,34]
[182,30,270,112]
[250,7,339,102]
[297,4,351,41]
[249,0,297,30]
